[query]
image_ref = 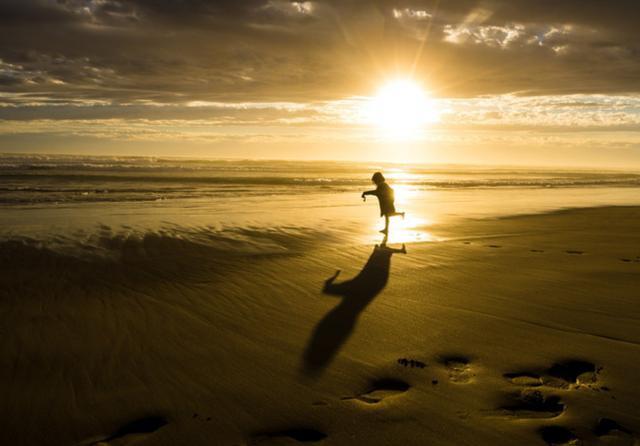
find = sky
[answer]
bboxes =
[1,0,640,167]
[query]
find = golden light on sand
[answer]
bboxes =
[372,213,438,244]
[365,79,439,139]
[363,174,439,244]
[387,185,437,242]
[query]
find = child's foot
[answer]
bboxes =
[401,212,405,220]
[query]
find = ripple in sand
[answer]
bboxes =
[250,428,327,444]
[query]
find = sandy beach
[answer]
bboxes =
[2,205,639,446]
[4,1,640,444]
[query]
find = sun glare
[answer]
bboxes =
[365,79,439,138]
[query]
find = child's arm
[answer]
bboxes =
[361,189,376,201]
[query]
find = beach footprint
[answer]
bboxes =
[439,355,473,383]
[537,418,636,446]
[538,425,581,445]
[504,359,601,390]
[342,378,410,404]
[498,361,630,445]
[594,418,636,445]
[491,360,599,423]
[546,360,600,389]
[488,369,566,419]
[496,389,565,419]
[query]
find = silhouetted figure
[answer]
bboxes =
[361,172,405,234]
[302,235,406,377]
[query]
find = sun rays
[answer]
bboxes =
[362,79,439,140]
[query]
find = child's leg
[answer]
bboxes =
[380,215,390,234]
[389,211,405,219]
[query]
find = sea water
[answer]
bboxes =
[1,154,640,256]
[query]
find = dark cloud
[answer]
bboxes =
[0,0,639,106]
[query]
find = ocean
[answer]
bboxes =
[1,153,640,258]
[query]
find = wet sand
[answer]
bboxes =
[1,206,639,445]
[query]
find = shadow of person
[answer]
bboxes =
[302,235,406,377]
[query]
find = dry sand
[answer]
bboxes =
[1,206,639,445]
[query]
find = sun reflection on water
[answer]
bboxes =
[382,214,439,244]
[361,169,441,244]
[363,212,440,245]
[391,183,416,205]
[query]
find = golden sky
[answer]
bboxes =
[1,1,639,167]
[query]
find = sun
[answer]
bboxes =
[365,79,439,138]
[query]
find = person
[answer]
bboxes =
[361,172,405,234]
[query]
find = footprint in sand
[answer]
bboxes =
[497,389,565,419]
[342,378,410,404]
[493,360,601,422]
[546,359,600,389]
[487,245,502,249]
[594,418,635,445]
[565,250,584,255]
[530,249,545,253]
[504,359,601,390]
[538,425,580,446]
[439,355,473,383]
[501,361,633,445]
[89,415,168,445]
[250,428,327,444]
[538,418,636,446]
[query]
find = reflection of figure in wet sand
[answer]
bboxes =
[302,235,406,376]
[362,172,405,234]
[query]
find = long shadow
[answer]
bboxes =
[302,235,406,377]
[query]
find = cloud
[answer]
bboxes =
[1,94,639,134]
[443,23,527,48]
[392,8,432,20]
[0,0,637,104]
[261,1,315,16]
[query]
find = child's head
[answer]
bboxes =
[371,171,385,185]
